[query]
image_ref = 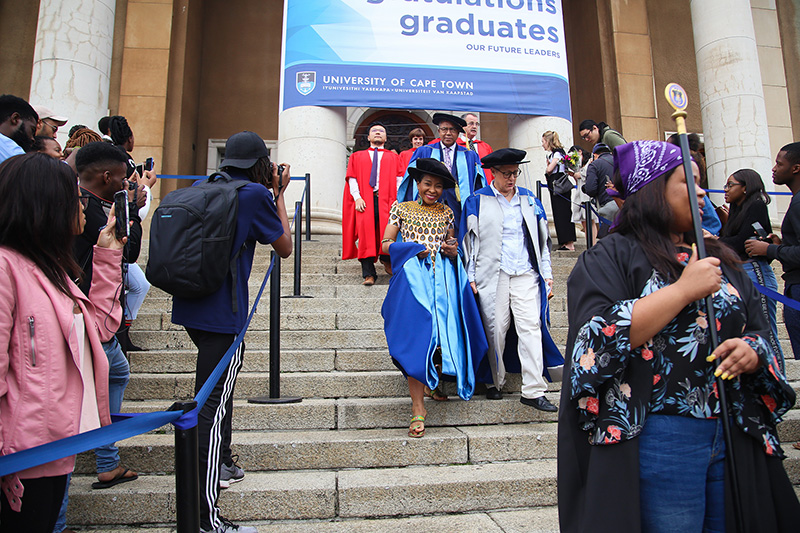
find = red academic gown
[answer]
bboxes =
[342,148,402,260]
[399,148,417,174]
[458,137,494,183]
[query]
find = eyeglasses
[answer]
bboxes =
[723,182,741,191]
[438,127,458,133]
[494,169,521,179]
[580,132,591,141]
[79,193,91,209]
[42,119,60,133]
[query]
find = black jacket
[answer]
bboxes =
[767,192,800,285]
[583,153,614,206]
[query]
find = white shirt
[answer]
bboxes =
[467,184,533,282]
[495,183,533,276]
[349,147,384,201]
[0,132,24,164]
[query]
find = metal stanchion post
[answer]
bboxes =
[249,252,301,404]
[536,181,542,200]
[287,201,312,299]
[171,400,199,533]
[304,173,312,241]
[585,202,593,248]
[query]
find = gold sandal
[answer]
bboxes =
[408,415,425,438]
[424,386,449,401]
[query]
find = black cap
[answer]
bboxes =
[220,131,269,169]
[408,158,456,189]
[432,113,466,134]
[481,148,529,169]
[592,143,612,155]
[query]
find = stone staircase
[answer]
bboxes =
[67,236,800,532]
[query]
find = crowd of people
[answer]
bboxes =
[344,115,800,530]
[3,87,800,532]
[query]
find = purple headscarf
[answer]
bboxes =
[609,140,684,199]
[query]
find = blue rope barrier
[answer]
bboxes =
[752,282,800,312]
[159,175,307,182]
[705,188,793,196]
[0,255,277,475]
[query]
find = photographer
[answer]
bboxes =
[170,131,291,533]
[73,142,145,489]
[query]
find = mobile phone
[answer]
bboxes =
[113,190,129,240]
[144,157,155,171]
[752,222,768,239]
[135,164,144,177]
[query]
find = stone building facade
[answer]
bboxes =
[2,0,799,230]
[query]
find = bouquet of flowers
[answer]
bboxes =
[565,149,583,173]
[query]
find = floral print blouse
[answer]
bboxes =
[388,200,454,263]
[570,247,793,457]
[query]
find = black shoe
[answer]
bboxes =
[116,327,145,352]
[520,396,557,412]
[486,386,503,400]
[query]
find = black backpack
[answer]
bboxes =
[146,172,249,310]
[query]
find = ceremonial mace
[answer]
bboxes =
[665,83,744,532]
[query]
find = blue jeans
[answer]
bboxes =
[124,263,150,321]
[784,284,800,360]
[742,259,785,371]
[52,472,71,533]
[639,415,726,533]
[94,337,130,473]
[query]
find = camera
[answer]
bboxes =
[271,162,284,190]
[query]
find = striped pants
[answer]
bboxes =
[186,328,245,531]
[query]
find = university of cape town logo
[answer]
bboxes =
[296,72,316,95]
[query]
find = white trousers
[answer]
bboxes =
[490,270,546,399]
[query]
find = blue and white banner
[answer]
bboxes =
[280,0,570,119]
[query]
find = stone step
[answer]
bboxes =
[67,460,559,525]
[128,349,395,374]
[130,308,580,333]
[74,423,559,475]
[127,349,800,383]
[78,507,561,533]
[128,329,390,351]
[118,394,562,432]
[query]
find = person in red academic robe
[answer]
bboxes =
[399,127,425,172]
[457,112,494,183]
[342,122,403,285]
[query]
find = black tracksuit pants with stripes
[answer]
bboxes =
[186,327,245,531]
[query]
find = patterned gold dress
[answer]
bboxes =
[387,200,454,265]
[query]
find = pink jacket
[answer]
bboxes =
[0,245,122,485]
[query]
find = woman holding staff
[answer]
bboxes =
[558,141,798,532]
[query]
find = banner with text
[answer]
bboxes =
[280,0,570,119]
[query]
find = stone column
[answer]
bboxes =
[29,0,116,147]
[690,0,773,199]
[508,115,573,234]
[277,106,347,235]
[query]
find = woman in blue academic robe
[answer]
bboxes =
[381,158,488,438]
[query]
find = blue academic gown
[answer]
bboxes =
[381,241,489,400]
[461,187,564,384]
[397,142,486,239]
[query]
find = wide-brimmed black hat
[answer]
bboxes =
[220,131,269,169]
[432,113,466,134]
[408,158,456,189]
[481,148,529,169]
